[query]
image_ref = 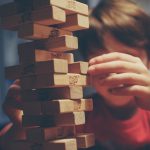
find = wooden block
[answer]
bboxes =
[43,99,93,114]
[21,59,68,76]
[18,49,74,64]
[33,0,88,15]
[21,73,87,89]
[0,2,18,17]
[0,1,33,17]
[5,60,68,79]
[23,99,93,115]
[26,126,75,142]
[23,101,42,115]
[0,10,34,29]
[48,52,74,64]
[74,99,93,112]
[10,139,77,150]
[34,35,78,52]
[5,65,21,80]
[58,14,89,31]
[0,13,24,29]
[18,23,72,40]
[68,61,88,74]
[21,74,69,89]
[56,112,85,126]
[68,73,87,86]
[43,100,76,115]
[0,6,65,29]
[44,138,77,150]
[76,133,95,148]
[43,99,92,114]
[23,112,85,127]
[21,86,83,101]
[22,115,55,127]
[18,35,78,52]
[32,6,66,26]
[9,140,38,150]
[18,49,50,64]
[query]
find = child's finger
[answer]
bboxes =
[109,85,150,98]
[13,79,20,85]
[98,73,150,87]
[5,79,22,109]
[89,52,142,65]
[88,61,145,75]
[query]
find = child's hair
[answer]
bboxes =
[77,21,104,61]
[78,0,150,59]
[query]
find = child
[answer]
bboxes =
[78,0,150,149]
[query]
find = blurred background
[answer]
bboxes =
[0,0,150,125]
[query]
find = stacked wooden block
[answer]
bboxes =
[2,0,95,149]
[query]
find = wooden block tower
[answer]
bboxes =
[1,0,95,149]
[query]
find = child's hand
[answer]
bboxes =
[3,80,23,126]
[88,52,150,109]
[0,80,25,149]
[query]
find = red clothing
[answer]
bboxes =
[85,94,150,150]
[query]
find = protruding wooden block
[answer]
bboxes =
[43,99,93,114]
[21,73,87,89]
[33,0,88,15]
[0,6,65,29]
[26,126,75,142]
[32,6,66,25]
[22,115,55,127]
[21,86,83,101]
[18,49,74,64]
[68,73,87,86]
[23,99,93,115]
[18,23,72,40]
[74,99,93,112]
[34,35,78,52]
[59,14,89,31]
[76,133,95,148]
[5,65,21,80]
[18,35,78,52]
[44,138,77,150]
[21,59,68,76]
[56,112,85,126]
[21,74,69,89]
[68,61,88,74]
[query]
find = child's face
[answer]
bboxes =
[88,33,149,107]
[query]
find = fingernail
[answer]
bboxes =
[89,59,95,65]
[88,66,95,72]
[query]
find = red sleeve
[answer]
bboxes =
[85,106,150,149]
